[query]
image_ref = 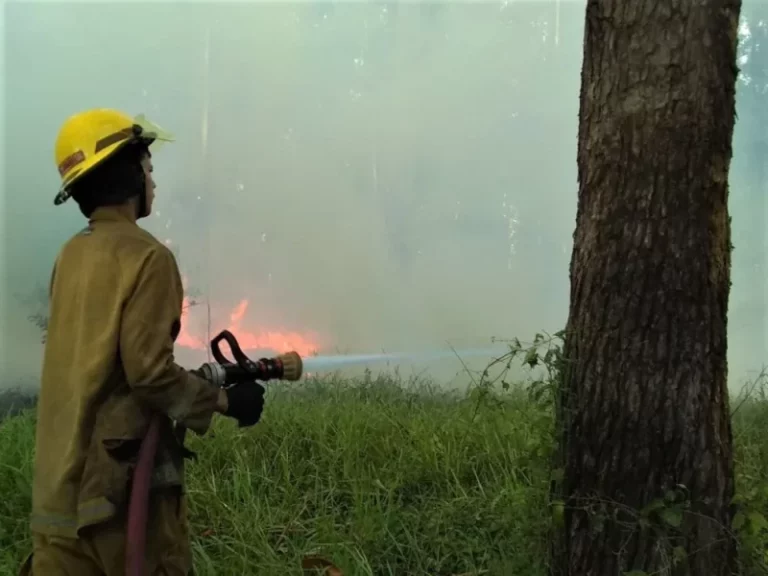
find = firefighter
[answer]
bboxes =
[20,108,266,575]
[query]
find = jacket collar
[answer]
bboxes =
[89,204,138,225]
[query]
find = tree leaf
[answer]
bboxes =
[552,499,565,527]
[672,546,687,565]
[640,499,665,516]
[524,348,539,368]
[747,511,768,534]
[660,507,682,528]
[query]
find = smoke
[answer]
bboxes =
[1,1,765,389]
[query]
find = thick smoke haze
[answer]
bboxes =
[0,1,765,390]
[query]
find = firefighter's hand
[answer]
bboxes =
[223,382,266,428]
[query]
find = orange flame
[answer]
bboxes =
[177,296,319,357]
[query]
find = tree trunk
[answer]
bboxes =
[552,0,742,575]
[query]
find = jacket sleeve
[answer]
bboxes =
[119,245,221,435]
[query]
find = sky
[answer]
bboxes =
[0,0,765,390]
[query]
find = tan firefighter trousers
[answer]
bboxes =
[19,487,192,576]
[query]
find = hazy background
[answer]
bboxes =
[0,0,765,390]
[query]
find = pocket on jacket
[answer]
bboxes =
[102,437,143,462]
[79,392,152,510]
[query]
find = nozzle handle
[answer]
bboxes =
[210,329,251,367]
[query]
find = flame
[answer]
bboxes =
[177,296,320,357]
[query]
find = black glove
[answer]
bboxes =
[224,382,266,428]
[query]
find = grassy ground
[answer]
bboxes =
[0,375,765,576]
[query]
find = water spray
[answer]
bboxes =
[301,347,506,373]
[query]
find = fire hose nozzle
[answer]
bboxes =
[199,330,305,387]
[277,351,303,381]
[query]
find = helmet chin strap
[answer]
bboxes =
[135,163,149,220]
[136,188,148,219]
[135,143,154,220]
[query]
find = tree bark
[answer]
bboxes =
[552,1,742,575]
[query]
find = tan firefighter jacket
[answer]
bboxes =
[30,206,221,538]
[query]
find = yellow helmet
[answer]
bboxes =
[53,108,174,206]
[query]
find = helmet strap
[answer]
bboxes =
[132,163,147,219]
[135,142,152,219]
[136,191,145,219]
[136,182,149,219]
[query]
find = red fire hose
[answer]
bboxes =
[125,415,161,576]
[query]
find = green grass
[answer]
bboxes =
[0,375,765,576]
